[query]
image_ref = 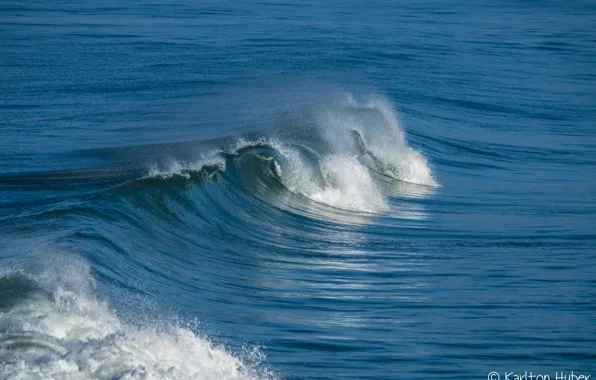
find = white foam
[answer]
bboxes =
[256,139,388,213]
[147,154,226,180]
[319,94,439,187]
[305,154,388,213]
[0,266,275,380]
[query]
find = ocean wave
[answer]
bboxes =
[0,94,439,379]
[0,263,275,380]
[136,94,437,214]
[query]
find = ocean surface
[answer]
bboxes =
[1,1,596,379]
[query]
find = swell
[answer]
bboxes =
[0,94,437,378]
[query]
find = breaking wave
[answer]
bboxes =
[142,94,438,214]
[0,261,275,380]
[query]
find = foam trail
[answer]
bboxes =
[0,263,275,380]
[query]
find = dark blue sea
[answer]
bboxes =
[1,1,595,379]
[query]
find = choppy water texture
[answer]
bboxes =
[1,1,596,379]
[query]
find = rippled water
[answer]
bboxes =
[1,1,595,379]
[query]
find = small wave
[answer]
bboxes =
[0,264,276,380]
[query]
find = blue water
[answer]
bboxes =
[1,1,596,379]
